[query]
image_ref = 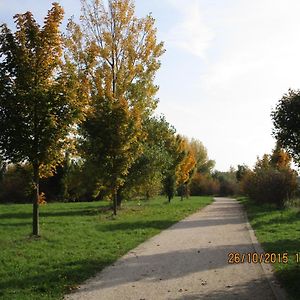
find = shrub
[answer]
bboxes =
[212,170,240,196]
[219,180,239,196]
[189,173,220,196]
[241,152,298,208]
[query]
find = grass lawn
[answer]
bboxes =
[238,197,300,300]
[0,196,212,300]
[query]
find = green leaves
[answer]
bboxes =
[271,89,300,166]
[242,148,298,208]
[66,0,165,212]
[0,3,88,234]
[0,3,86,171]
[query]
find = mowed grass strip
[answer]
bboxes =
[238,197,300,300]
[0,196,212,300]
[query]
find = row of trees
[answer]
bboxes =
[0,128,215,203]
[0,1,216,236]
[2,1,299,236]
[0,0,164,235]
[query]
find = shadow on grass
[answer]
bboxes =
[251,211,300,229]
[276,264,300,300]
[262,238,300,298]
[0,205,112,220]
[262,239,300,257]
[254,242,300,300]
[0,222,31,227]
[0,258,115,298]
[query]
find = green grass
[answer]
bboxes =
[238,197,300,300]
[0,196,212,300]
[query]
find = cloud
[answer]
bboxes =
[196,0,300,169]
[201,0,300,96]
[165,0,215,58]
[157,0,300,170]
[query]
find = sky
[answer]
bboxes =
[1,0,300,171]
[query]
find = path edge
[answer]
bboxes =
[238,200,288,300]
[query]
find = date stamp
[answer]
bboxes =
[227,252,298,264]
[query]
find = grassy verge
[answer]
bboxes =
[0,196,212,300]
[237,197,300,300]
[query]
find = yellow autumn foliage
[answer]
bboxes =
[176,137,196,186]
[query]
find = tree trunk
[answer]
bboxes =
[168,195,171,203]
[117,189,122,208]
[113,188,117,215]
[32,163,40,236]
[146,191,150,200]
[185,183,189,199]
[180,184,184,201]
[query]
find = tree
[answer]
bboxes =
[66,0,164,214]
[212,169,239,196]
[40,151,71,201]
[175,137,196,200]
[190,139,215,175]
[271,89,300,166]
[0,3,86,235]
[163,134,186,202]
[0,156,6,183]
[163,174,176,203]
[186,139,216,197]
[121,116,177,200]
[236,164,250,182]
[270,144,293,170]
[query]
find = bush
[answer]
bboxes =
[212,170,240,196]
[242,153,298,208]
[219,180,239,196]
[189,173,220,196]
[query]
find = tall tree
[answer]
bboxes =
[271,89,300,166]
[176,137,196,200]
[176,138,215,200]
[190,139,215,174]
[122,115,177,200]
[163,134,186,202]
[0,3,86,235]
[66,0,165,214]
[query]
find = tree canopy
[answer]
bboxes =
[0,3,87,235]
[0,0,220,219]
[271,89,300,166]
[65,0,165,214]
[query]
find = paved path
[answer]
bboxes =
[65,198,286,300]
